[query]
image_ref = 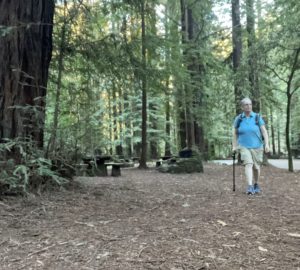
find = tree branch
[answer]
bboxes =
[266,65,288,84]
[291,85,300,96]
[287,47,300,88]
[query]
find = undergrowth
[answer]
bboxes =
[0,138,68,195]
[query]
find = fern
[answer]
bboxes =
[0,138,69,193]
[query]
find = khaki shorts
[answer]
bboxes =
[239,147,263,168]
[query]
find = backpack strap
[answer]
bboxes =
[236,114,243,129]
[255,113,260,126]
[255,113,265,143]
[236,113,261,128]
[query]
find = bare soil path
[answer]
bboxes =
[0,163,299,270]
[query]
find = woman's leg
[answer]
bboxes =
[253,165,260,184]
[245,163,253,186]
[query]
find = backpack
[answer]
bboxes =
[235,113,264,143]
[236,113,261,129]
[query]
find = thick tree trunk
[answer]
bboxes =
[246,0,260,112]
[47,0,67,156]
[180,1,205,153]
[270,108,276,155]
[149,103,159,159]
[179,0,188,149]
[231,0,243,113]
[286,93,293,172]
[180,0,196,149]
[150,140,158,159]
[117,87,124,156]
[108,88,113,155]
[124,90,132,157]
[285,47,299,172]
[0,1,54,147]
[139,0,148,168]
[164,4,172,157]
[277,120,281,155]
[164,79,172,156]
[194,123,205,156]
[179,107,187,149]
[112,81,118,154]
[120,16,133,158]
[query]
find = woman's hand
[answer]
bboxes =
[264,145,270,153]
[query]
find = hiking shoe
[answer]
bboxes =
[254,183,261,194]
[246,185,255,195]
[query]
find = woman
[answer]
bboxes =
[232,98,270,195]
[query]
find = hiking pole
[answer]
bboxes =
[232,151,236,192]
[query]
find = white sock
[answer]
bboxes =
[245,164,253,186]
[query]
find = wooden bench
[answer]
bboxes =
[161,156,173,160]
[75,164,89,176]
[156,156,177,167]
[132,157,140,163]
[82,155,112,176]
[105,163,124,176]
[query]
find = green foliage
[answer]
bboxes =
[0,25,14,37]
[0,139,67,194]
[158,149,204,173]
[43,0,300,161]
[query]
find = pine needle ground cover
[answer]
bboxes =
[0,163,299,269]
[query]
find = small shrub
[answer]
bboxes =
[0,138,67,194]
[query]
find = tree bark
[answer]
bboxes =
[117,87,124,156]
[164,79,172,156]
[231,0,243,113]
[180,0,196,149]
[164,3,172,157]
[0,0,54,148]
[286,47,299,172]
[179,106,187,149]
[47,0,67,156]
[179,0,188,149]
[139,0,148,168]
[246,0,260,112]
[277,119,281,156]
[286,92,293,171]
[180,0,206,153]
[149,102,159,159]
[270,108,276,155]
[120,16,132,158]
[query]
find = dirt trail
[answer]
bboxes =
[0,163,299,270]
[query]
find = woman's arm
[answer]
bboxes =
[260,125,270,153]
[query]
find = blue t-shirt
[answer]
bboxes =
[233,112,265,149]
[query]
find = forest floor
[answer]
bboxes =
[0,163,299,270]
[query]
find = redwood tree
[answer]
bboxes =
[0,1,54,148]
[231,0,243,113]
[246,0,260,112]
[179,0,206,152]
[139,0,148,168]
